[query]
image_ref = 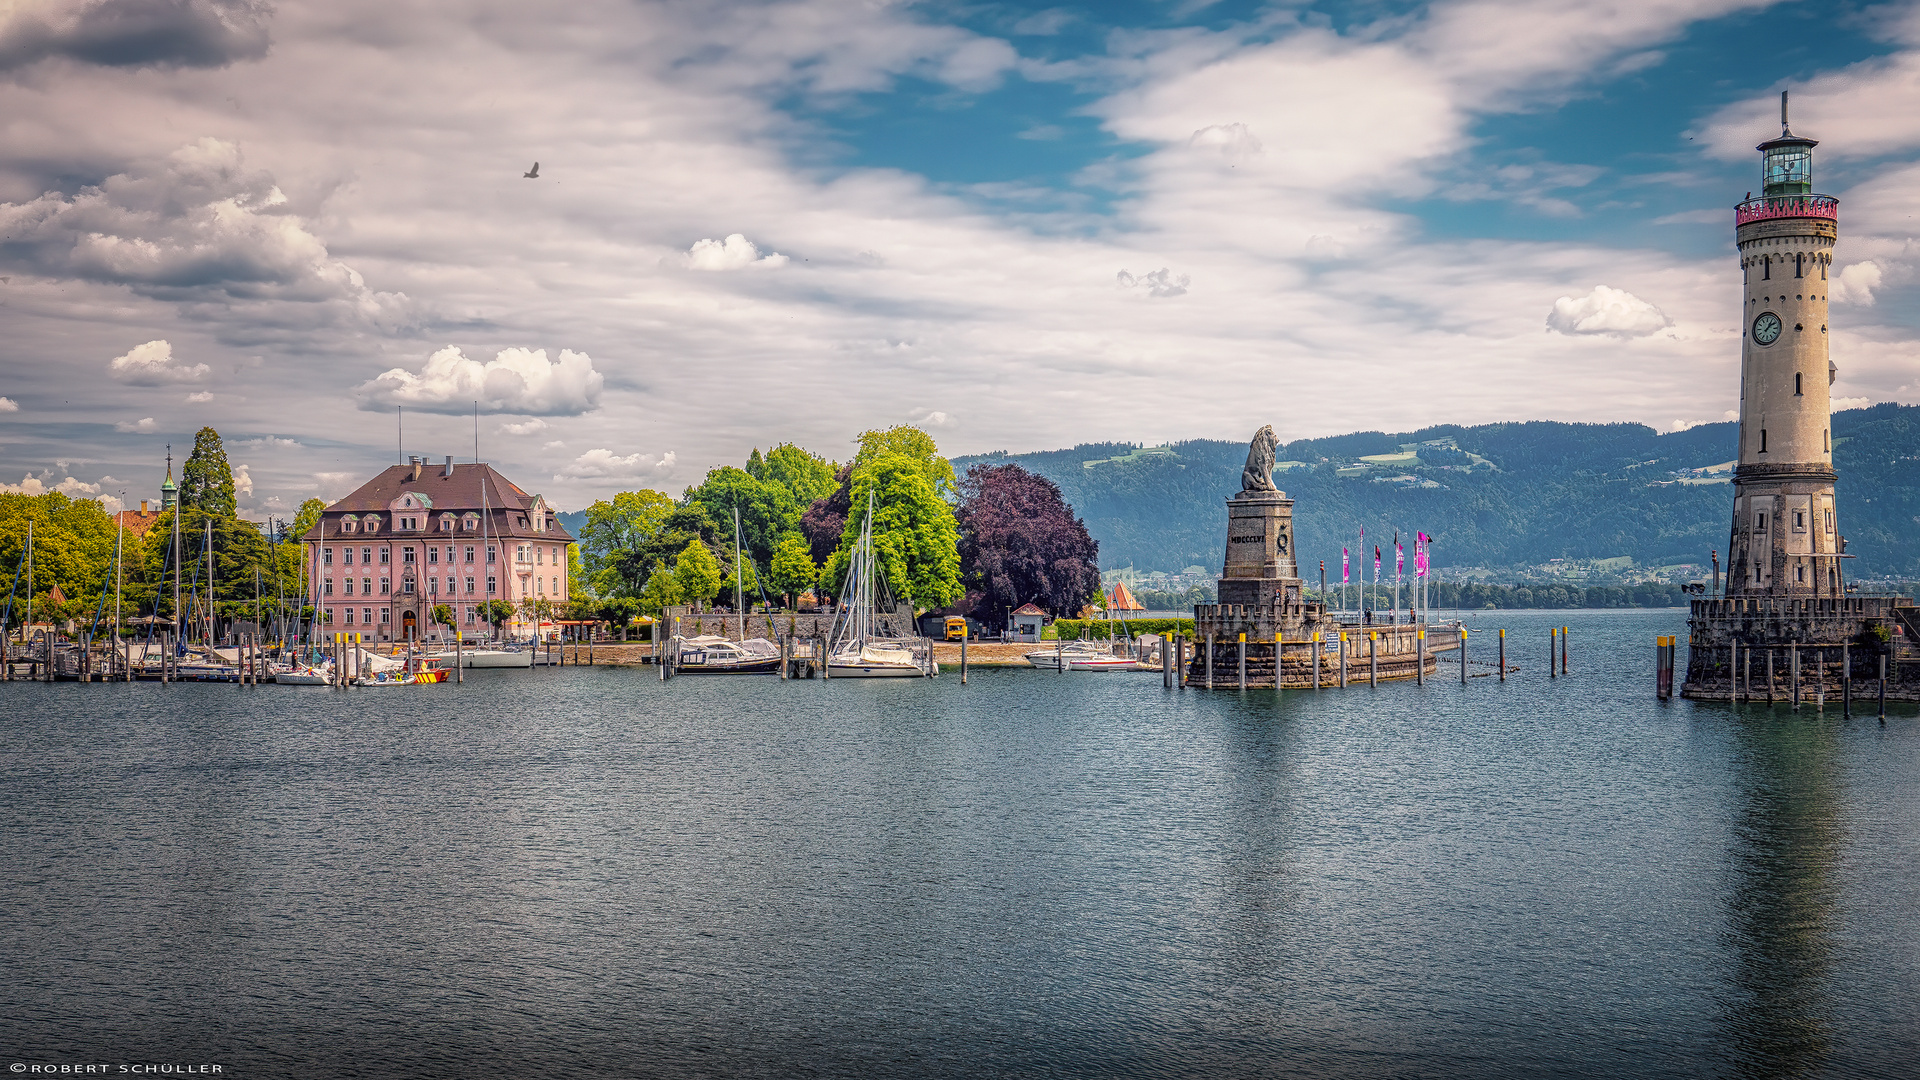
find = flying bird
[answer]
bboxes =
[524,162,539,179]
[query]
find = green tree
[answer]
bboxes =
[290,498,325,540]
[0,492,119,623]
[578,489,674,592]
[482,599,516,635]
[761,443,838,507]
[135,507,289,622]
[672,538,722,605]
[745,447,765,480]
[611,502,719,593]
[822,452,962,610]
[638,561,682,616]
[179,427,237,517]
[719,548,760,608]
[431,603,455,629]
[768,531,818,607]
[685,466,786,571]
[854,426,955,496]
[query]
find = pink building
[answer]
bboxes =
[301,456,575,642]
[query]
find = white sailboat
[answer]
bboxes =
[826,492,928,679]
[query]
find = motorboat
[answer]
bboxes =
[273,664,331,685]
[676,636,782,675]
[1026,641,1142,672]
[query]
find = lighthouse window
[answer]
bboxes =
[1759,429,1767,453]
[1795,373,1802,396]
[1763,258,1770,280]
[1796,565,1805,583]
[1825,509,1833,532]
[1794,511,1805,530]
[1755,512,1768,533]
[1824,430,1829,451]
[1795,253,1804,278]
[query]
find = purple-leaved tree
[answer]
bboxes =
[955,463,1100,628]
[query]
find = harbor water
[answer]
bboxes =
[3,609,1917,1078]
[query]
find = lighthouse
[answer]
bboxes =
[1682,92,1920,703]
[1726,91,1842,598]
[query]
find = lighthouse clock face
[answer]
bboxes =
[1752,311,1783,345]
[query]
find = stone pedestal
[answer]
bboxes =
[1217,490,1301,606]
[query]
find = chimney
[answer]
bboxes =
[409,456,422,481]
[444,455,454,478]
[140,500,149,513]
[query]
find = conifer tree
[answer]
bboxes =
[179,427,236,517]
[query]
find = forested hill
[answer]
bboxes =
[952,403,1920,579]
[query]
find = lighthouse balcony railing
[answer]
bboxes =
[1735,194,1838,226]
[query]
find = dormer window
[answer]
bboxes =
[342,515,358,534]
[363,515,381,534]
[463,513,479,531]
[440,513,455,532]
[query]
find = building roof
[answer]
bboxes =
[1011,603,1047,617]
[113,508,162,537]
[301,462,575,544]
[1107,581,1145,611]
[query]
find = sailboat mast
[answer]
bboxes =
[113,517,123,650]
[205,516,215,647]
[25,518,32,628]
[734,506,745,641]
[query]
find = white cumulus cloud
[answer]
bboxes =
[0,397,17,412]
[1830,262,1884,306]
[1546,285,1671,337]
[682,233,789,271]
[555,449,676,481]
[355,346,604,415]
[184,391,213,403]
[500,419,549,436]
[114,417,159,433]
[233,463,253,497]
[2,473,104,498]
[109,339,209,384]
[1831,396,1873,411]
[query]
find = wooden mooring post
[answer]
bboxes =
[1459,627,1467,684]
[1312,633,1321,691]
[1236,633,1246,691]
[1368,632,1377,688]
[1656,636,1674,700]
[1561,626,1570,675]
[1338,632,1347,688]
[1416,629,1425,686]
[1791,645,1801,711]
[1549,628,1557,679]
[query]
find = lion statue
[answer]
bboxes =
[1241,424,1279,493]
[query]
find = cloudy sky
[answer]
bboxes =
[1,0,1916,517]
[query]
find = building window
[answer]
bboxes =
[536,546,544,565]
[552,576,559,594]
[323,608,333,624]
[465,546,475,563]
[1825,509,1834,532]
[551,546,559,564]
[343,516,357,534]
[323,578,334,596]
[380,548,390,565]
[1756,513,1767,533]
[344,578,355,596]
[441,514,454,532]
[359,547,370,563]
[464,514,478,531]
[465,605,476,623]
[487,545,497,564]
[1763,257,1770,280]
[537,577,544,594]
[364,516,380,534]
[404,547,416,564]
[1825,430,1830,452]
[345,607,355,624]
[428,547,439,565]
[1760,429,1767,453]
[1795,373,1802,396]
[403,577,415,594]
[1796,564,1805,582]
[363,608,372,624]
[466,576,475,594]
[1794,511,1805,530]
[381,608,391,624]
[487,576,497,595]
[428,577,438,596]
[362,577,371,594]
[323,547,333,565]
[343,547,355,566]
[381,577,391,595]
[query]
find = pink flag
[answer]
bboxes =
[1396,540,1404,578]
[1342,548,1350,583]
